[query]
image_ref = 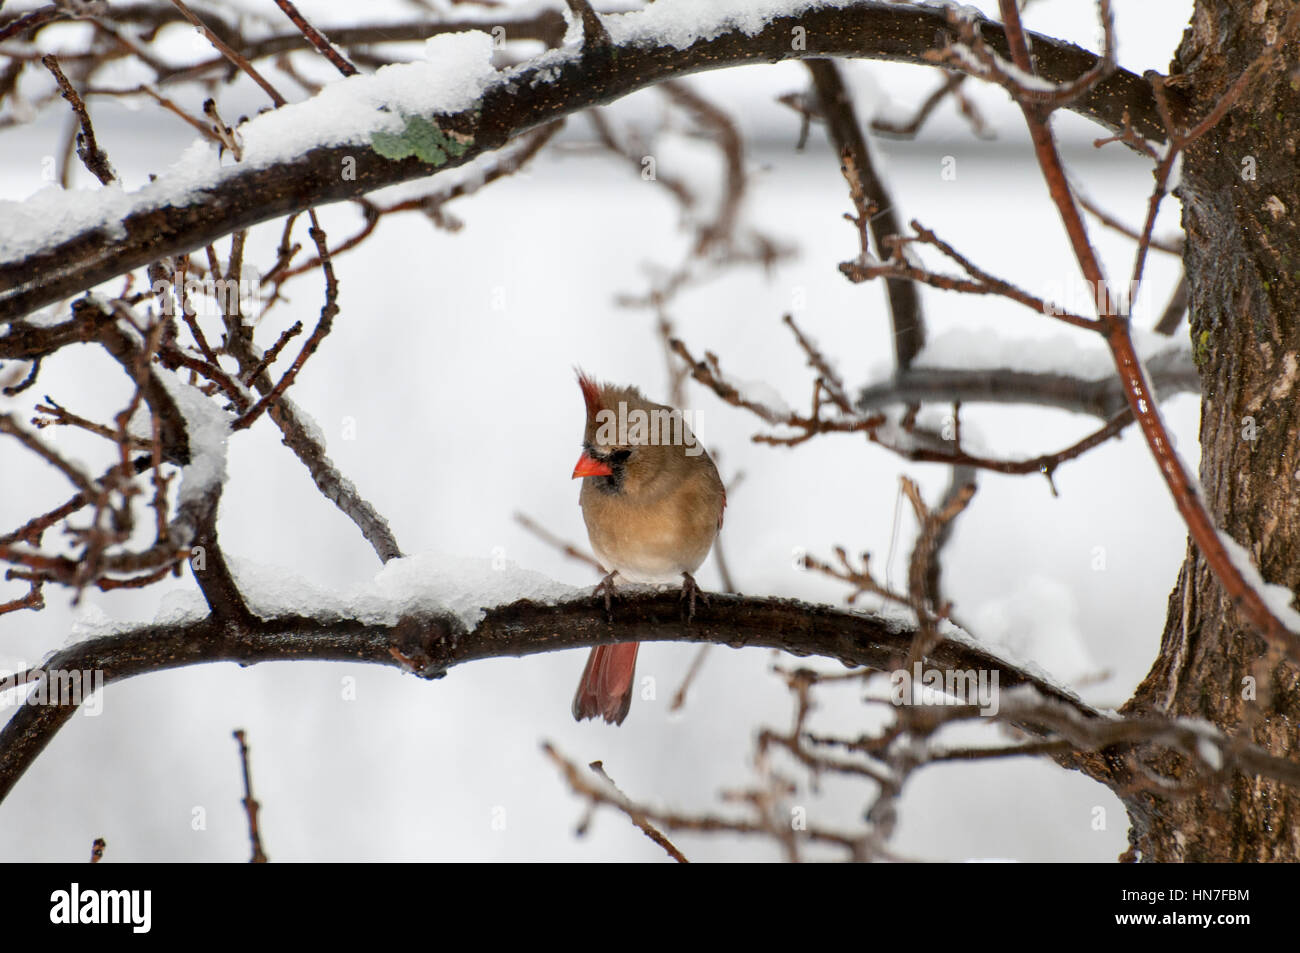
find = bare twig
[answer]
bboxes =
[272,0,359,77]
[233,729,268,863]
[167,0,286,106]
[871,71,990,139]
[585,758,688,862]
[41,54,117,185]
[544,741,865,859]
[233,225,337,431]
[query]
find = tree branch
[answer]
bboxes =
[855,348,1199,419]
[0,1,1170,322]
[0,589,1096,804]
[807,58,924,369]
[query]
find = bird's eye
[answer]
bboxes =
[609,449,632,464]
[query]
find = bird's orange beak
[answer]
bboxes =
[572,453,613,479]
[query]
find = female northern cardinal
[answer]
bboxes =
[570,370,726,725]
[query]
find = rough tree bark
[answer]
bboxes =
[1123,0,1300,861]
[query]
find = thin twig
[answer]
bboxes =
[586,759,688,862]
[233,729,268,863]
[271,0,359,77]
[41,54,116,185]
[167,0,286,106]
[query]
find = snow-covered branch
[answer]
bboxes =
[0,585,1095,804]
[0,0,1167,321]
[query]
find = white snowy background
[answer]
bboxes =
[0,0,1194,861]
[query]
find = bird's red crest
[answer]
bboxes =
[575,369,603,418]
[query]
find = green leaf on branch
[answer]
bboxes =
[371,115,473,165]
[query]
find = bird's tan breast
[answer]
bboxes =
[580,465,723,583]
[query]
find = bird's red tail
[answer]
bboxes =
[572,643,640,725]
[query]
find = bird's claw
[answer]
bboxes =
[680,571,708,623]
[594,570,618,622]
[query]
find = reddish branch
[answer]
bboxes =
[233,729,268,863]
[557,752,689,862]
[893,409,1134,485]
[0,576,44,616]
[272,0,358,78]
[166,0,286,107]
[808,0,1300,657]
[993,0,1300,655]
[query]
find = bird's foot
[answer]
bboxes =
[593,570,619,622]
[680,571,709,623]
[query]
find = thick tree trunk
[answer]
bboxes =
[1122,0,1300,860]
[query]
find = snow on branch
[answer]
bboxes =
[0,583,1099,805]
[0,0,1168,322]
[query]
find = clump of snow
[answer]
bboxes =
[214,551,578,631]
[1166,152,1183,191]
[280,396,325,446]
[605,0,838,50]
[240,32,498,164]
[560,0,586,48]
[68,602,119,642]
[529,65,563,88]
[911,0,986,20]
[0,139,220,263]
[507,45,578,93]
[1217,532,1300,634]
[0,183,131,262]
[156,372,233,507]
[222,554,355,621]
[62,550,585,646]
[1196,736,1223,770]
[732,375,794,419]
[353,551,579,630]
[153,588,208,627]
[0,32,496,266]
